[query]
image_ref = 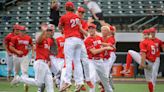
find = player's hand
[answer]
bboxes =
[105,46,113,50]
[16,50,23,55]
[41,23,48,31]
[139,64,147,69]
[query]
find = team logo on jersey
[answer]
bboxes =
[18,40,29,45]
[93,40,101,46]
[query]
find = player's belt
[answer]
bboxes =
[91,57,102,60]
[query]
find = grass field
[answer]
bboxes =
[0,81,164,92]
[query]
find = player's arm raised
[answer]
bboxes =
[37,24,47,44]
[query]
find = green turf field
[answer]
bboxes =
[0,81,164,92]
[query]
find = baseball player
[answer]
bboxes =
[120,29,150,74]
[11,24,54,92]
[101,25,116,91]
[58,1,84,92]
[149,27,164,89]
[9,25,34,92]
[3,24,21,81]
[76,6,94,88]
[37,24,57,92]
[121,29,158,92]
[84,23,113,92]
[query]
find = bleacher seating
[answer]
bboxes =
[58,0,164,32]
[0,0,51,50]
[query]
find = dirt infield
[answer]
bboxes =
[113,77,164,84]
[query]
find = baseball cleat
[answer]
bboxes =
[80,85,86,91]
[86,81,94,88]
[120,69,130,74]
[74,84,83,92]
[59,83,71,92]
[10,75,20,86]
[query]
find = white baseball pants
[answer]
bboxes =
[104,52,116,77]
[6,53,13,74]
[19,60,54,92]
[13,55,29,77]
[64,37,84,85]
[50,56,64,75]
[89,59,113,92]
[81,41,91,81]
[128,50,158,86]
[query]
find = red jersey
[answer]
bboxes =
[80,19,88,39]
[102,36,116,59]
[56,36,65,58]
[4,32,16,53]
[36,38,50,61]
[10,35,32,57]
[84,35,103,59]
[140,39,157,62]
[47,38,55,55]
[152,38,163,57]
[58,12,81,38]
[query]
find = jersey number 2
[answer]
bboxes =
[70,18,79,28]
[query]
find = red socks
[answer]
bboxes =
[125,53,132,70]
[148,82,154,92]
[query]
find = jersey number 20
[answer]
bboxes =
[70,18,79,28]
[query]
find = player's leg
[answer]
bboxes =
[13,56,21,76]
[121,50,141,74]
[94,61,113,92]
[60,68,66,91]
[144,61,154,92]
[81,43,94,88]
[44,64,54,92]
[50,55,60,75]
[74,41,84,91]
[89,61,97,92]
[20,56,30,92]
[60,38,74,91]
[11,60,46,87]
[55,58,64,88]
[152,57,160,88]
[108,52,116,89]
[6,54,13,81]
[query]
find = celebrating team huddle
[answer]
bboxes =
[3,1,164,92]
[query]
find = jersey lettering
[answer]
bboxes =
[70,18,80,28]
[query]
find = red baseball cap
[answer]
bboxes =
[65,1,74,8]
[78,6,85,12]
[88,23,97,29]
[142,29,150,34]
[13,24,26,31]
[149,27,156,33]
